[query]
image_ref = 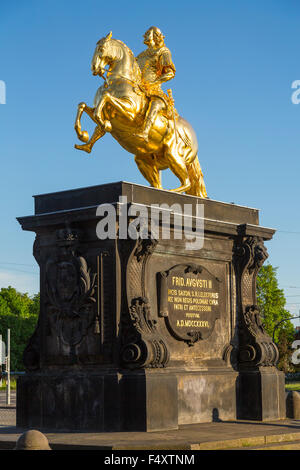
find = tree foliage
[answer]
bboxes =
[257,264,295,372]
[0,287,39,371]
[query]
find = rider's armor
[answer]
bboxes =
[136,45,176,119]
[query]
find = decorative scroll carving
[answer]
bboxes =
[234,234,279,368]
[120,297,169,368]
[222,343,234,366]
[186,331,203,347]
[234,235,268,275]
[120,235,170,369]
[134,238,159,263]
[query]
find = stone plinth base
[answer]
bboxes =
[237,368,286,421]
[178,370,238,424]
[17,368,239,431]
[17,370,178,432]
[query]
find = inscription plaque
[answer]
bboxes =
[158,264,222,346]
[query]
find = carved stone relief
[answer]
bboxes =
[120,237,170,369]
[234,235,279,368]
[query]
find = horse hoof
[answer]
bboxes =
[74,144,91,154]
[78,131,89,143]
[169,180,191,194]
[104,121,112,132]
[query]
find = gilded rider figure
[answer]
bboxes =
[74,28,207,197]
[136,27,176,142]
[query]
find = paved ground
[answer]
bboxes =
[0,391,16,407]
[1,418,300,450]
[0,391,16,428]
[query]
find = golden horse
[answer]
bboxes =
[74,33,207,197]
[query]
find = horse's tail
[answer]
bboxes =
[186,156,207,198]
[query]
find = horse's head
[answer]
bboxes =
[91,32,141,82]
[91,31,118,77]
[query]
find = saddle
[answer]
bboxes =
[137,80,178,120]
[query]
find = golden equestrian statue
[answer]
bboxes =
[74,27,207,197]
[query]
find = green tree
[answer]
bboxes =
[257,264,295,372]
[0,286,39,371]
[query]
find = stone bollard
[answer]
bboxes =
[286,391,300,419]
[14,430,52,450]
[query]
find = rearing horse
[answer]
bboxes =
[74,32,207,197]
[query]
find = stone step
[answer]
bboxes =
[112,433,300,451]
[228,441,300,450]
[187,432,300,451]
[2,421,300,450]
[253,441,300,450]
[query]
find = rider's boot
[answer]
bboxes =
[75,125,105,153]
[136,100,162,143]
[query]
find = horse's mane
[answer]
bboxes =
[113,39,135,59]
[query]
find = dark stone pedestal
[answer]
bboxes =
[177,369,238,424]
[17,369,178,431]
[237,367,286,421]
[17,181,286,431]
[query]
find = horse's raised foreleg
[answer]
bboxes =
[94,92,135,130]
[75,102,90,142]
[94,94,109,128]
[104,94,136,120]
[75,103,106,153]
[134,154,162,189]
[75,125,105,153]
[82,104,100,124]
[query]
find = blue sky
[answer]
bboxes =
[0,0,300,322]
